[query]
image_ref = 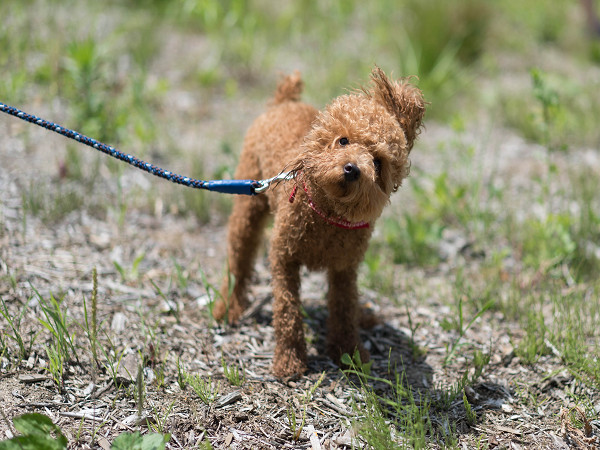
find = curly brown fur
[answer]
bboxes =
[213,67,425,378]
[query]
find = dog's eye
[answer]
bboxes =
[338,137,349,146]
[374,158,382,175]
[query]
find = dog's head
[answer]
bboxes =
[291,67,425,223]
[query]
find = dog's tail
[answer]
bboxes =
[270,71,303,106]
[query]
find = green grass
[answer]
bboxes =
[0,296,36,363]
[221,357,245,386]
[185,372,221,405]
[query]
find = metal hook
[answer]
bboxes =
[253,171,295,194]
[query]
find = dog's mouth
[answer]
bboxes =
[288,177,370,229]
[320,164,389,223]
[295,153,393,223]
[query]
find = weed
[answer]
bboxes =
[548,284,600,385]
[81,268,100,375]
[136,364,144,421]
[152,352,169,390]
[34,288,78,364]
[405,303,427,360]
[198,267,234,324]
[341,349,373,379]
[434,349,490,412]
[304,371,326,403]
[151,279,181,323]
[462,392,477,426]
[0,413,67,450]
[100,332,127,389]
[382,213,444,267]
[149,399,176,436]
[21,180,85,225]
[171,258,189,292]
[197,440,214,450]
[286,399,306,441]
[44,344,65,390]
[361,248,395,296]
[176,356,187,390]
[111,431,170,450]
[137,310,163,370]
[343,357,432,448]
[531,68,563,153]
[442,273,495,365]
[515,310,550,365]
[179,155,233,224]
[221,357,245,386]
[0,296,36,362]
[186,372,220,405]
[113,251,146,284]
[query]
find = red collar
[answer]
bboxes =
[288,180,370,230]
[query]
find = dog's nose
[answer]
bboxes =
[343,163,361,182]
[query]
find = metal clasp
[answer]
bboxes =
[253,171,296,194]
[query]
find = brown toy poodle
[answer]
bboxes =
[213,67,425,378]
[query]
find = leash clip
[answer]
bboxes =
[253,171,295,194]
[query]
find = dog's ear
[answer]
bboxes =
[369,66,425,152]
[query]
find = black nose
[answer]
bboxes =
[344,163,361,182]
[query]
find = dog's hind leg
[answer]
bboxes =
[214,194,270,323]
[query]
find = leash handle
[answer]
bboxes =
[0,101,287,196]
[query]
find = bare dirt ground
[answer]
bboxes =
[1,20,600,450]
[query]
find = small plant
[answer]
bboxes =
[341,349,373,378]
[382,213,444,266]
[111,431,170,450]
[443,273,495,365]
[149,399,176,436]
[520,213,576,270]
[303,371,326,403]
[82,268,100,374]
[362,249,395,296]
[20,181,85,225]
[100,331,127,389]
[463,392,477,426]
[0,413,67,450]
[199,268,234,324]
[286,399,306,441]
[515,310,550,365]
[434,349,491,411]
[113,251,146,283]
[342,361,432,448]
[151,280,180,323]
[186,373,220,405]
[34,287,78,364]
[405,303,427,360]
[531,68,562,153]
[44,344,65,390]
[221,357,245,386]
[171,258,189,292]
[0,296,36,361]
[176,356,187,390]
[136,364,144,421]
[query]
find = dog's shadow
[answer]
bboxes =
[288,303,433,386]
[252,302,514,442]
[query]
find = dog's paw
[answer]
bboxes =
[212,299,244,324]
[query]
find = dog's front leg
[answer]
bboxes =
[326,267,370,365]
[270,253,307,377]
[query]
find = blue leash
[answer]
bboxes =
[0,101,291,195]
